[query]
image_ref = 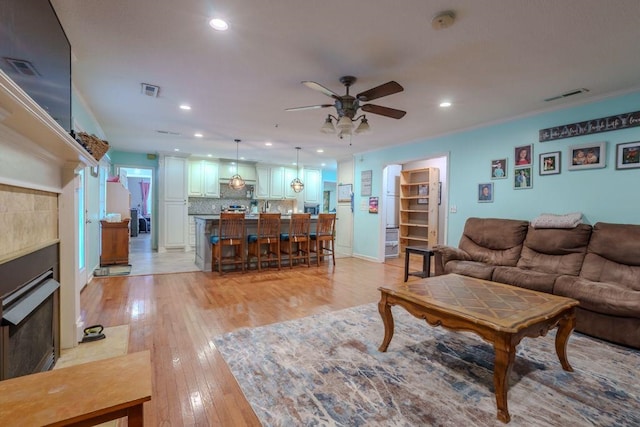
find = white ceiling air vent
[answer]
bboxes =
[544,88,590,102]
[156,130,181,135]
[141,83,160,97]
[4,58,39,76]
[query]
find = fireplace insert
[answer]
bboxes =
[0,244,60,380]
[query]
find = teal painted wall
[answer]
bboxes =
[352,90,640,260]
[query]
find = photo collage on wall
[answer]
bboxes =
[513,144,532,189]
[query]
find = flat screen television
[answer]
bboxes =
[0,0,72,133]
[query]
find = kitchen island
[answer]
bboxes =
[194,214,319,271]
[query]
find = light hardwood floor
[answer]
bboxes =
[81,255,411,426]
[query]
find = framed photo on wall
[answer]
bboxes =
[478,183,493,202]
[568,141,606,170]
[514,144,533,167]
[514,167,532,189]
[491,158,507,179]
[539,151,561,175]
[616,141,640,169]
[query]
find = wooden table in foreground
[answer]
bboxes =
[0,350,152,427]
[378,274,579,423]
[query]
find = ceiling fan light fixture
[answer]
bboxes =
[355,116,371,134]
[337,115,352,130]
[228,139,246,190]
[290,147,304,193]
[320,116,336,133]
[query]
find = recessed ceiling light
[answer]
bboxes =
[240,157,245,160]
[179,104,191,110]
[265,142,272,146]
[207,154,213,157]
[439,101,452,108]
[209,18,229,31]
[194,133,203,138]
[174,148,180,152]
[321,163,326,167]
[316,149,324,153]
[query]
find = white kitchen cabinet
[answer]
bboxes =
[161,155,188,250]
[219,161,256,182]
[283,167,299,199]
[188,159,219,197]
[303,168,322,203]
[256,165,287,199]
[269,166,284,199]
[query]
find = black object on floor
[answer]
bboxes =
[81,324,106,343]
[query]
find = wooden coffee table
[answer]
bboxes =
[378,273,579,423]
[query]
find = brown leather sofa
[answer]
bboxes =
[433,217,640,349]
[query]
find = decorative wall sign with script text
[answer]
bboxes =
[539,110,640,142]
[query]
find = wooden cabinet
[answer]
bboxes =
[100,219,130,266]
[303,168,321,203]
[399,167,439,249]
[188,159,219,197]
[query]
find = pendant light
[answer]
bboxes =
[229,139,246,190]
[290,146,304,193]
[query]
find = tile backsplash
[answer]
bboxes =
[189,183,296,215]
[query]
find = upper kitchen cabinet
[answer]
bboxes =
[188,159,219,198]
[283,167,299,199]
[219,161,257,183]
[256,165,287,199]
[303,168,322,203]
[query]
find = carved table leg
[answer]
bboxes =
[493,334,516,423]
[378,292,395,352]
[555,308,576,372]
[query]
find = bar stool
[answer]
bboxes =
[310,213,336,266]
[280,213,311,268]
[211,212,246,275]
[247,213,282,271]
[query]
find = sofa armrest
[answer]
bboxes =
[433,245,472,276]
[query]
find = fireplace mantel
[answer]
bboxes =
[0,70,96,192]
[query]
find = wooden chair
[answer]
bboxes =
[211,212,246,275]
[311,213,336,266]
[247,213,282,271]
[280,213,311,268]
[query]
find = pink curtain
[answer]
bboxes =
[139,180,150,216]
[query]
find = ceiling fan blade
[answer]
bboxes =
[285,104,334,112]
[356,81,404,102]
[302,81,341,99]
[361,103,407,119]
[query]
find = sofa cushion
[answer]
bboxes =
[444,260,495,280]
[580,222,640,290]
[516,224,592,275]
[554,275,640,318]
[492,267,558,293]
[458,218,529,266]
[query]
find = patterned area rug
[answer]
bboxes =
[214,304,639,426]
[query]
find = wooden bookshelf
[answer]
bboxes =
[399,167,439,249]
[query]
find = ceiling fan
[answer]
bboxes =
[286,76,406,137]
